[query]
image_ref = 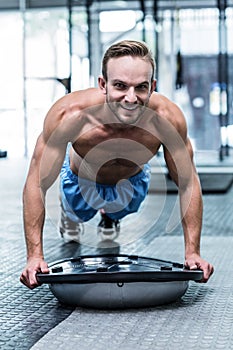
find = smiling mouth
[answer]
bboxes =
[120,104,139,111]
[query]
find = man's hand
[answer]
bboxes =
[184,253,214,283]
[20,257,49,289]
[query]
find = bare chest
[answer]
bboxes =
[72,125,160,165]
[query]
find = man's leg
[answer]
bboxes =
[97,209,120,240]
[59,180,97,242]
[59,198,84,243]
[97,164,151,241]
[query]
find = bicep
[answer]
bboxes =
[26,132,67,194]
[163,137,195,189]
[39,134,67,192]
[27,95,83,192]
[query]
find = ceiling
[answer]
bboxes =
[0,0,232,11]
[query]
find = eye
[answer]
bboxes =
[114,82,127,90]
[136,84,149,91]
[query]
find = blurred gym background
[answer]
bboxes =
[0,0,233,163]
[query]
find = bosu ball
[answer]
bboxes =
[37,254,203,309]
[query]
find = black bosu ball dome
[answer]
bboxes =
[37,254,203,309]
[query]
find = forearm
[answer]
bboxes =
[179,174,203,258]
[23,184,46,260]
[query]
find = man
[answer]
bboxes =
[20,40,214,289]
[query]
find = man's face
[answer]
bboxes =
[98,56,156,125]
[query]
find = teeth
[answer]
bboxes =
[121,105,138,111]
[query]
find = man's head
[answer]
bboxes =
[102,40,155,83]
[99,40,156,125]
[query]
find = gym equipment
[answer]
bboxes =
[0,150,7,158]
[37,254,203,309]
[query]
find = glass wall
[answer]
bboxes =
[0,4,233,158]
[25,9,70,156]
[0,11,25,157]
[0,7,90,157]
[157,8,233,152]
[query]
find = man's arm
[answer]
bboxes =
[20,88,105,289]
[20,93,77,289]
[20,130,68,289]
[20,134,48,289]
[163,109,214,282]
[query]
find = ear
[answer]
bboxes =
[98,76,107,95]
[150,79,157,93]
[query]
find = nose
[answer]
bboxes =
[125,87,137,103]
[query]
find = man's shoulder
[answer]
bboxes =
[45,88,105,122]
[55,87,105,111]
[149,92,177,113]
[149,92,185,129]
[43,88,105,141]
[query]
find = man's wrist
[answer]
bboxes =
[185,251,200,260]
[27,253,44,261]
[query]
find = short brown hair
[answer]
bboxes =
[102,40,155,82]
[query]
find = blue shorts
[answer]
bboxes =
[60,150,151,222]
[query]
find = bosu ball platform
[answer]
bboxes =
[37,254,203,309]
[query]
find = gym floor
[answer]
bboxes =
[1,153,233,350]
